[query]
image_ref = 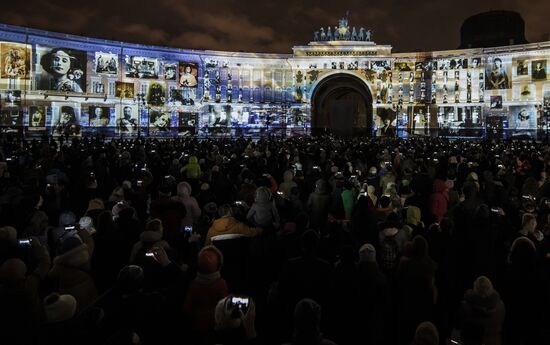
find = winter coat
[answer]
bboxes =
[205,217,262,245]
[181,156,202,179]
[172,182,201,227]
[429,179,449,223]
[455,289,505,345]
[247,187,279,228]
[48,231,98,309]
[279,170,297,198]
[307,180,330,230]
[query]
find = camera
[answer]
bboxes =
[137,180,143,187]
[184,226,192,234]
[64,225,76,232]
[145,251,155,257]
[234,201,243,205]
[18,238,32,246]
[491,207,500,214]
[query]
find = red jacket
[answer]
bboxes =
[429,179,449,223]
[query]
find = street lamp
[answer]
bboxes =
[136,92,146,138]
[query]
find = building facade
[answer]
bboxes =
[0,19,549,139]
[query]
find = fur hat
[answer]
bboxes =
[0,226,17,241]
[86,198,104,214]
[0,258,27,282]
[78,216,93,232]
[414,321,439,345]
[43,293,77,323]
[198,246,224,274]
[358,243,377,263]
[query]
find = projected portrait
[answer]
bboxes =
[89,106,111,127]
[490,95,503,109]
[37,47,86,93]
[164,64,177,81]
[5,90,21,105]
[532,60,547,81]
[178,62,198,87]
[510,106,536,138]
[52,105,81,136]
[149,109,170,132]
[125,56,159,79]
[28,106,46,130]
[394,62,413,71]
[147,83,165,106]
[470,58,481,69]
[95,52,118,75]
[115,104,138,133]
[516,59,529,76]
[1,42,30,79]
[485,57,510,90]
[115,81,134,99]
[178,112,197,135]
[370,61,391,71]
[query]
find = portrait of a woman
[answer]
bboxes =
[40,47,86,93]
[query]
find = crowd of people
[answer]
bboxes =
[1,133,550,345]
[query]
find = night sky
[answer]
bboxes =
[1,0,550,54]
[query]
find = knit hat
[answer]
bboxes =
[58,235,83,256]
[414,321,439,345]
[0,258,27,282]
[358,243,377,263]
[43,293,77,323]
[86,198,105,214]
[197,246,223,274]
[78,216,93,232]
[473,276,494,298]
[112,201,129,218]
[0,226,17,241]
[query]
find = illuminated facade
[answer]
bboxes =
[0,19,549,139]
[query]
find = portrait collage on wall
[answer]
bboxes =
[149,108,171,132]
[50,103,82,136]
[438,58,468,70]
[125,56,159,79]
[28,106,47,131]
[95,52,118,75]
[485,56,511,90]
[374,107,396,137]
[0,42,31,80]
[0,107,23,133]
[115,104,139,134]
[35,46,87,93]
[115,81,135,99]
[88,106,112,127]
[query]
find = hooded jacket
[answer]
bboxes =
[205,217,262,245]
[172,182,201,227]
[181,156,202,179]
[307,179,330,230]
[247,187,279,228]
[456,289,505,345]
[279,170,298,198]
[429,179,449,223]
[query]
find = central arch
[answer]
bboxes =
[310,73,373,136]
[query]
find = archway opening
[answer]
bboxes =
[311,73,373,136]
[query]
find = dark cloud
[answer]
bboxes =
[0,0,548,53]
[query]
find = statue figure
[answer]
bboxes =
[334,27,340,40]
[358,27,366,41]
[351,27,358,41]
[313,31,319,41]
[365,29,373,42]
[320,27,326,41]
[326,26,333,41]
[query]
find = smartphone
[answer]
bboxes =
[491,207,500,214]
[230,296,249,312]
[351,175,357,179]
[137,180,143,187]
[235,201,243,205]
[151,150,156,153]
[313,166,320,170]
[64,225,76,232]
[18,238,32,246]
[360,192,368,197]
[184,226,192,234]
[145,251,155,257]
[277,191,283,195]
[6,157,12,161]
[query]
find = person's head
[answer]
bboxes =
[123,106,132,119]
[43,293,77,323]
[358,243,377,263]
[185,65,191,73]
[414,321,439,345]
[383,118,390,126]
[218,204,233,218]
[60,106,75,125]
[94,107,102,117]
[198,245,224,274]
[473,276,495,298]
[41,48,77,76]
[493,58,502,68]
[518,109,529,121]
[521,213,537,233]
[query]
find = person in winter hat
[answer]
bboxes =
[454,276,505,345]
[214,295,257,342]
[279,170,298,199]
[129,218,171,263]
[172,181,201,227]
[285,298,337,345]
[48,227,98,309]
[413,321,439,345]
[181,155,202,180]
[247,186,280,229]
[43,293,77,323]
[429,179,449,223]
[184,245,229,342]
[306,179,330,232]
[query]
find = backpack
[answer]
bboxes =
[381,235,399,271]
